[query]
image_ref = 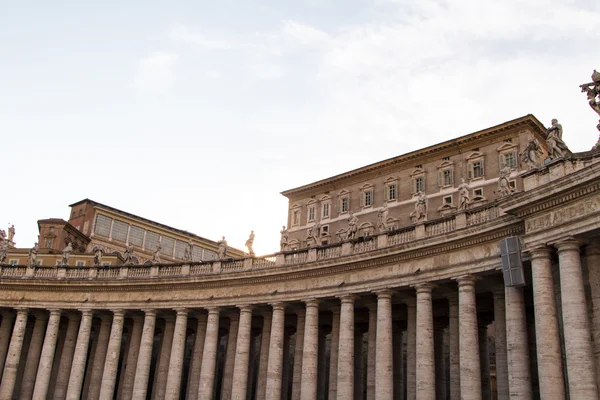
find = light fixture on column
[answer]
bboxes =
[499,236,526,287]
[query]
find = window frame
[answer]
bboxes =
[359,184,375,209]
[410,167,426,194]
[384,177,399,202]
[466,151,485,181]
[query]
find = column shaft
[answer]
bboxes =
[505,285,532,399]
[132,309,157,400]
[98,310,125,400]
[88,315,112,400]
[187,315,208,400]
[121,316,144,400]
[0,311,14,382]
[375,291,393,400]
[291,311,306,400]
[265,303,286,400]
[20,312,48,400]
[65,310,93,400]
[32,309,62,399]
[301,300,319,400]
[406,298,416,400]
[222,314,240,400]
[231,306,254,400]
[336,295,355,400]
[367,304,377,400]
[54,314,81,400]
[556,240,598,398]
[198,308,221,400]
[0,308,28,399]
[354,330,364,400]
[434,325,446,400]
[327,308,340,400]
[154,316,176,399]
[447,294,460,400]
[393,327,404,400]
[317,329,327,400]
[478,323,490,400]
[415,285,435,400]
[457,276,481,400]
[163,309,189,400]
[256,314,272,400]
[493,290,508,400]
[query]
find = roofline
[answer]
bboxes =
[68,199,244,253]
[280,114,546,197]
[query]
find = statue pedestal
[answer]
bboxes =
[7,241,15,249]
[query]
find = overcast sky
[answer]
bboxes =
[1,0,599,256]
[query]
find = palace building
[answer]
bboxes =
[0,113,599,400]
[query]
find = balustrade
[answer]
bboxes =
[388,227,416,246]
[221,260,244,273]
[466,203,499,226]
[66,268,88,279]
[252,255,277,269]
[353,239,376,254]
[159,265,183,276]
[284,250,308,265]
[190,264,213,275]
[425,217,456,236]
[34,267,58,279]
[317,245,342,260]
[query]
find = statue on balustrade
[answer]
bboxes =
[305,227,317,247]
[0,241,8,263]
[245,230,255,257]
[7,224,15,243]
[457,179,471,211]
[123,242,134,265]
[183,239,193,262]
[580,69,600,143]
[62,242,73,266]
[28,242,39,266]
[410,191,428,223]
[346,213,359,239]
[546,119,570,160]
[498,164,516,196]
[92,245,104,266]
[217,236,228,259]
[152,244,162,264]
[521,136,542,169]
[280,226,289,251]
[0,230,6,242]
[377,203,389,232]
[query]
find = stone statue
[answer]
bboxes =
[7,224,15,242]
[546,119,570,160]
[62,242,73,266]
[305,227,317,247]
[346,213,359,240]
[457,179,471,211]
[123,242,134,265]
[183,239,193,262]
[411,191,428,223]
[92,245,104,266]
[521,136,542,169]
[0,241,8,263]
[498,165,515,196]
[152,244,162,264]
[580,70,600,132]
[217,236,228,259]
[377,203,389,232]
[280,226,289,251]
[29,242,39,266]
[0,230,6,242]
[245,231,255,257]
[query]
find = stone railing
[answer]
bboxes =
[0,203,504,281]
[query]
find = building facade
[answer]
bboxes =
[0,115,599,400]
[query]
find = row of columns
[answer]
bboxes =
[0,238,597,399]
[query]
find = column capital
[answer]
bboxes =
[48,309,62,317]
[374,288,394,298]
[270,302,287,311]
[455,274,479,287]
[337,294,358,303]
[141,308,156,317]
[413,282,435,294]
[303,299,320,308]
[237,305,253,314]
[261,310,273,320]
[446,292,458,305]
[173,308,189,315]
[586,240,600,256]
[492,286,506,297]
[78,309,93,317]
[330,305,341,315]
[295,308,306,318]
[366,302,377,312]
[403,297,416,307]
[111,309,125,318]
[554,237,583,252]
[205,306,221,315]
[526,245,553,259]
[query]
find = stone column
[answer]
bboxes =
[505,285,531,399]
[354,329,364,400]
[327,307,340,400]
[221,313,240,400]
[434,322,446,400]
[121,315,144,400]
[0,310,14,380]
[525,247,565,399]
[32,309,62,399]
[291,309,306,400]
[366,303,377,400]
[65,309,93,400]
[556,239,598,398]
[164,309,189,400]
[198,307,221,400]
[587,241,600,390]
[54,313,81,400]
[447,293,459,400]
[375,290,393,400]
[0,308,28,399]
[393,326,404,400]
[478,322,490,400]
[336,295,356,400]
[456,275,481,400]
[230,306,254,400]
[20,311,48,400]
[154,315,176,399]
[493,289,508,400]
[132,309,157,400]
[186,315,207,400]
[281,329,292,400]
[405,298,417,400]
[266,303,286,400]
[300,299,319,400]
[415,284,435,400]
[88,314,112,400]
[317,328,328,400]
[98,309,125,400]
[256,313,272,400]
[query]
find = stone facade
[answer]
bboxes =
[0,115,600,399]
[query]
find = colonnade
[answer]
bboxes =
[0,238,597,399]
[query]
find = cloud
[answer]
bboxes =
[169,26,234,50]
[133,51,179,93]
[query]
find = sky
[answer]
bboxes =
[1,0,599,256]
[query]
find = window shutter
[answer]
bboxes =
[360,192,364,207]
[411,178,416,194]
[481,159,485,176]
[499,154,504,168]
[384,185,389,201]
[467,163,473,179]
[438,170,443,187]
[449,169,454,185]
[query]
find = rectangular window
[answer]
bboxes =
[362,190,373,207]
[160,236,175,256]
[76,261,86,266]
[385,183,397,201]
[292,210,300,226]
[474,188,483,197]
[341,197,349,213]
[321,225,329,234]
[9,259,18,265]
[111,220,129,242]
[469,160,485,179]
[439,169,453,186]
[444,196,452,204]
[102,262,111,266]
[415,177,425,193]
[94,214,112,237]
[308,206,316,222]
[322,203,330,218]
[503,152,517,169]
[145,231,160,251]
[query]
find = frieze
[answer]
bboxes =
[526,196,600,233]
